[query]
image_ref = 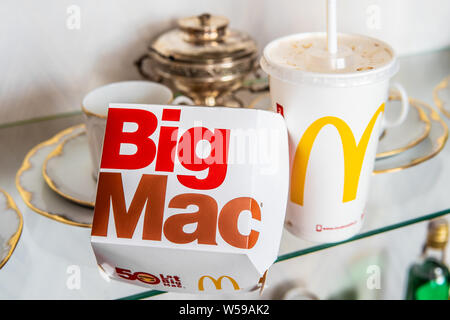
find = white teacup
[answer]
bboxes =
[384,82,409,128]
[82,81,192,177]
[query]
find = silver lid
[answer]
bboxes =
[150,13,257,63]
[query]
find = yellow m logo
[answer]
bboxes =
[198,275,240,291]
[290,103,385,206]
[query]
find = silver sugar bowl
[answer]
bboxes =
[135,13,259,107]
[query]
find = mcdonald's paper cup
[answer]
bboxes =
[261,33,400,243]
[90,103,289,293]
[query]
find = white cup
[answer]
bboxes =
[82,81,193,177]
[261,33,408,243]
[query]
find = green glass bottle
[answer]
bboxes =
[405,219,450,300]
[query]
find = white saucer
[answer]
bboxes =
[0,189,23,269]
[433,75,450,119]
[376,96,431,158]
[43,130,96,207]
[374,99,448,174]
[16,125,94,227]
[248,93,432,160]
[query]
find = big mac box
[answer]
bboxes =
[90,103,289,293]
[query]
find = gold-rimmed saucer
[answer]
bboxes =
[43,129,96,208]
[376,96,431,158]
[374,98,448,174]
[0,189,23,269]
[247,93,432,160]
[16,125,93,228]
[433,75,450,119]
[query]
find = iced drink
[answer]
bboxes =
[261,32,408,243]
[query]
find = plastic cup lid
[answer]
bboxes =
[261,32,399,87]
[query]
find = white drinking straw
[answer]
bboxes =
[327,0,338,55]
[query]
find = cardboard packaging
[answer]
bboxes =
[91,104,289,293]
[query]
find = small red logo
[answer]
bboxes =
[276,103,284,117]
[115,267,182,288]
[316,224,323,232]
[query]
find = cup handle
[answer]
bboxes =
[384,82,409,128]
[172,95,194,105]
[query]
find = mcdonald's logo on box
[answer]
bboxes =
[198,275,240,291]
[90,103,289,293]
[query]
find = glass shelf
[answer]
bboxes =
[119,209,450,300]
[0,48,449,300]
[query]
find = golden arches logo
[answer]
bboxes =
[290,103,385,206]
[198,275,240,291]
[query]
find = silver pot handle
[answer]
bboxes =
[134,53,162,82]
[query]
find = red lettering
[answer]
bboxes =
[218,197,261,249]
[162,108,181,121]
[163,194,218,245]
[92,173,262,249]
[101,108,158,170]
[155,126,178,172]
[93,107,263,249]
[177,127,230,190]
[91,172,167,240]
[276,103,284,117]
[155,108,181,172]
